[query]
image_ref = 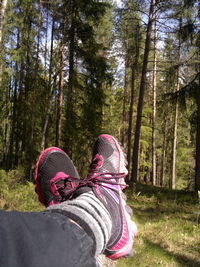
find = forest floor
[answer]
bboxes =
[0,170,200,267]
[117,186,200,267]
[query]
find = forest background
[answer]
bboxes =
[0,0,199,192]
[0,0,200,266]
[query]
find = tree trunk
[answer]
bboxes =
[127,24,140,174]
[121,55,129,147]
[171,98,179,189]
[41,16,55,150]
[152,12,157,186]
[56,36,64,147]
[3,62,13,169]
[14,60,25,167]
[8,63,18,169]
[161,113,167,187]
[195,76,200,192]
[0,0,8,84]
[0,0,7,44]
[64,0,75,156]
[44,6,49,75]
[170,18,181,190]
[28,5,43,179]
[131,0,156,183]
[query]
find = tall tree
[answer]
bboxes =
[127,23,140,173]
[195,74,200,192]
[131,0,157,183]
[64,0,76,156]
[41,14,55,150]
[55,35,64,147]
[0,0,7,45]
[152,10,157,186]
[170,17,182,189]
[0,0,8,85]
[121,51,129,146]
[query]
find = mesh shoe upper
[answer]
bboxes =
[87,134,137,259]
[34,147,80,207]
[89,134,128,189]
[34,137,137,260]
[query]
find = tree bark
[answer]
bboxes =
[121,55,129,147]
[152,11,157,186]
[0,0,7,44]
[56,36,64,147]
[64,0,75,156]
[127,24,140,174]
[44,6,49,75]
[161,113,167,187]
[28,4,43,179]
[171,97,179,189]
[8,63,18,169]
[41,16,55,150]
[0,0,8,84]
[170,18,181,190]
[131,0,156,183]
[15,60,25,167]
[195,75,200,192]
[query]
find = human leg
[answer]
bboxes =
[46,134,137,260]
[0,210,96,267]
[33,146,111,257]
[0,147,97,267]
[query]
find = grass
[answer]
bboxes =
[0,169,200,266]
[0,169,43,211]
[117,187,200,267]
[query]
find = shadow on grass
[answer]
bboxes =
[144,239,200,267]
[129,199,197,225]
[130,183,198,204]
[131,206,175,224]
[130,206,200,238]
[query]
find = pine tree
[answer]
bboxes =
[151,8,157,186]
[131,0,157,183]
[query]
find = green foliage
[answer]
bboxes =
[0,0,114,177]
[0,0,199,192]
[0,168,43,211]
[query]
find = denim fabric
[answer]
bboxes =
[0,210,97,267]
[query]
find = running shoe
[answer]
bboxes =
[87,134,137,259]
[34,147,79,207]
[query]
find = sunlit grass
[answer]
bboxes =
[117,190,200,267]
[1,169,199,266]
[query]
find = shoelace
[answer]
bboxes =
[53,172,127,202]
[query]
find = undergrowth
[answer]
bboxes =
[0,168,43,211]
[0,169,199,266]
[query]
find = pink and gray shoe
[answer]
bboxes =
[87,134,137,259]
[34,147,80,207]
[34,136,137,260]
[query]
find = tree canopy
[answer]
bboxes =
[0,0,199,192]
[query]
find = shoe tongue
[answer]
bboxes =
[72,186,92,199]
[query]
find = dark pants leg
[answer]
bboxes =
[0,210,97,267]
